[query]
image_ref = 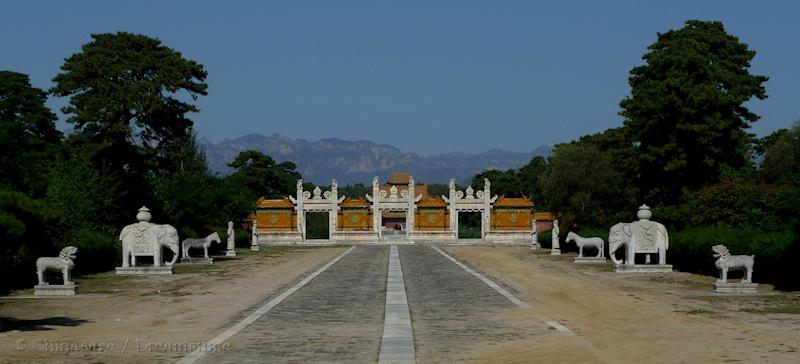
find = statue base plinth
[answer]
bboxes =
[574,256,607,264]
[34,284,77,296]
[116,266,174,275]
[529,243,540,250]
[550,249,561,255]
[714,282,758,294]
[614,264,672,273]
[225,250,237,257]
[250,245,260,251]
[180,257,213,264]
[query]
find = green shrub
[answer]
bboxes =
[668,226,795,289]
[67,228,120,276]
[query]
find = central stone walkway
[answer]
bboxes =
[200,246,389,363]
[399,246,544,362]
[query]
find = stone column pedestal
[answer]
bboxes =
[550,249,561,255]
[116,266,174,275]
[713,282,758,293]
[181,257,213,264]
[34,284,78,296]
[250,244,260,251]
[226,249,237,257]
[574,256,607,264]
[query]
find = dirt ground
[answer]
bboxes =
[443,246,800,364]
[0,246,345,363]
[1,245,799,363]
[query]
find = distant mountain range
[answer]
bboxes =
[199,133,552,185]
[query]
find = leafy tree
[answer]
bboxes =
[0,188,60,291]
[760,122,799,185]
[539,144,624,226]
[0,71,61,195]
[228,150,301,199]
[339,183,371,198]
[50,32,208,185]
[470,169,522,197]
[517,156,550,206]
[620,20,768,203]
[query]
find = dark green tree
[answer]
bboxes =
[539,143,624,226]
[620,20,768,202]
[471,169,523,197]
[0,71,63,292]
[0,71,62,195]
[228,150,301,199]
[517,156,550,205]
[338,183,371,198]
[760,122,799,185]
[50,32,208,185]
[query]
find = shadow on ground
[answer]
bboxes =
[0,316,90,332]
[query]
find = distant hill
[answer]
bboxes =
[199,133,551,185]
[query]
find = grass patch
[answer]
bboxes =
[174,264,221,274]
[740,305,800,314]
[686,308,715,315]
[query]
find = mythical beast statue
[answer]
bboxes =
[36,246,78,285]
[712,244,755,283]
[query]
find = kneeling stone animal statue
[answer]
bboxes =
[37,246,78,285]
[712,244,754,283]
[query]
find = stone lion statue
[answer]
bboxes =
[36,246,78,285]
[712,244,754,283]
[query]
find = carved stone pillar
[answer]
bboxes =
[372,176,381,238]
[482,178,492,238]
[296,179,305,241]
[329,179,338,239]
[448,178,457,233]
[407,176,415,233]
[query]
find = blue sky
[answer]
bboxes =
[2,1,798,155]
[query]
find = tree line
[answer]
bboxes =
[0,33,298,292]
[468,21,800,288]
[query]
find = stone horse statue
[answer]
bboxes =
[119,207,180,267]
[36,246,78,285]
[566,231,604,258]
[182,232,221,259]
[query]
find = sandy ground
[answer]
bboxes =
[443,246,800,364]
[1,244,799,363]
[0,246,345,363]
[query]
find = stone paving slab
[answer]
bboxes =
[199,246,389,363]
[399,246,546,362]
[378,245,415,364]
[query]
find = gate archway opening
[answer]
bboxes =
[457,211,482,239]
[304,212,330,240]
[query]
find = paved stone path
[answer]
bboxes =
[189,245,544,363]
[378,246,415,364]
[399,246,545,362]
[199,246,389,363]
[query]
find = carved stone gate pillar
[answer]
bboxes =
[296,179,305,241]
[406,176,415,233]
[372,176,381,239]
[329,179,338,240]
[482,178,491,239]
[448,178,457,235]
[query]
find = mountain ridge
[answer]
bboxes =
[200,133,551,185]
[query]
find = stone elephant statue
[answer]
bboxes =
[608,223,631,265]
[608,221,669,265]
[119,223,180,267]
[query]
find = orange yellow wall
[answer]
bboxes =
[256,209,296,231]
[415,209,449,231]
[339,210,372,231]
[491,209,532,230]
